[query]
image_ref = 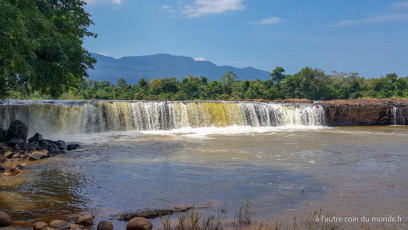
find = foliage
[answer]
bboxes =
[4,64,408,101]
[0,0,96,99]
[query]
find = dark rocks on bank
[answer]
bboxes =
[126,217,152,230]
[15,143,38,153]
[76,214,94,226]
[0,211,12,227]
[28,150,49,160]
[33,221,48,230]
[39,140,61,154]
[30,141,40,149]
[28,133,43,143]
[67,144,81,151]
[6,120,28,142]
[56,140,67,150]
[0,166,6,172]
[7,138,25,145]
[49,220,68,230]
[97,221,114,230]
[0,128,6,142]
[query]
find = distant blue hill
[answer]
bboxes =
[87,53,271,84]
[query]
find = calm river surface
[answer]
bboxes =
[1,126,408,229]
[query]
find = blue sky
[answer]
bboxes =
[83,0,408,78]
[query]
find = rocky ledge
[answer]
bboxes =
[0,120,81,174]
[320,99,408,126]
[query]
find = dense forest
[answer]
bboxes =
[7,67,408,101]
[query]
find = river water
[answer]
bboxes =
[1,125,407,229]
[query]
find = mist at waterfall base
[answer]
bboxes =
[1,101,407,229]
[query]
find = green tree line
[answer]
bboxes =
[13,67,405,101]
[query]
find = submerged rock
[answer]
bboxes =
[49,220,67,230]
[118,206,194,221]
[97,221,113,230]
[76,214,94,226]
[33,221,48,230]
[29,150,49,160]
[0,211,12,227]
[6,120,28,142]
[126,217,152,230]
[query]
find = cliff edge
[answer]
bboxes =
[320,99,408,126]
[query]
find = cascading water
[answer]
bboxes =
[391,106,406,125]
[0,100,326,135]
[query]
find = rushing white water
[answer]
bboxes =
[391,106,406,125]
[0,100,326,135]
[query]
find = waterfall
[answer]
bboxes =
[391,106,406,125]
[0,101,326,135]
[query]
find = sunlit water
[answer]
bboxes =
[1,126,408,229]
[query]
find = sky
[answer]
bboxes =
[83,0,408,78]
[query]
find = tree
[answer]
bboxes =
[0,0,96,98]
[270,67,285,85]
[116,78,129,88]
[221,71,239,96]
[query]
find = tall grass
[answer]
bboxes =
[158,203,399,230]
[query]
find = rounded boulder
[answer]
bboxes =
[76,214,94,226]
[49,220,68,230]
[127,217,152,230]
[0,211,12,227]
[33,221,48,230]
[97,221,114,230]
[6,120,28,142]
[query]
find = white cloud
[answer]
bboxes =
[253,17,281,25]
[332,19,357,26]
[182,0,244,18]
[331,14,408,26]
[161,5,176,14]
[161,5,171,10]
[112,0,122,4]
[194,57,206,61]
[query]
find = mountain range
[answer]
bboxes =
[87,53,271,84]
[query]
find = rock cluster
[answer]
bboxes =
[0,120,81,162]
[31,214,112,230]
[0,209,154,230]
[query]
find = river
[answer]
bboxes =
[0,101,407,229]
